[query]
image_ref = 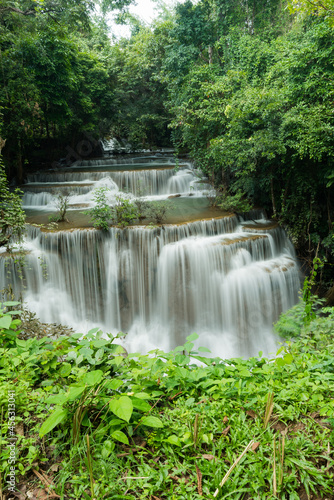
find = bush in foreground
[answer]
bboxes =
[0,301,333,499]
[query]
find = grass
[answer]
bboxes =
[0,303,333,499]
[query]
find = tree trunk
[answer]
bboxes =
[270,167,277,217]
[208,46,213,64]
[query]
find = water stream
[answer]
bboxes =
[1,154,300,358]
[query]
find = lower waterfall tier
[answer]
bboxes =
[0,215,300,358]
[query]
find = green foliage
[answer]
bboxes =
[164,10,334,285]
[287,0,334,21]
[218,190,252,213]
[0,0,133,172]
[302,257,324,324]
[0,158,25,250]
[0,306,334,497]
[113,194,138,227]
[147,200,170,224]
[84,187,113,231]
[0,300,22,346]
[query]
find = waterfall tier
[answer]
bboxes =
[1,215,300,358]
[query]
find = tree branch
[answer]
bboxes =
[0,6,36,16]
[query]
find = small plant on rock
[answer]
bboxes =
[84,187,113,231]
[49,194,70,223]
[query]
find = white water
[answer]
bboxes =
[22,163,209,208]
[1,220,300,358]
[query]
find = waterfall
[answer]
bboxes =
[2,154,301,358]
[1,216,300,358]
[22,165,208,208]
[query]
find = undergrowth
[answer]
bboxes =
[0,299,333,499]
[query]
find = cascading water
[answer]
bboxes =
[1,154,300,358]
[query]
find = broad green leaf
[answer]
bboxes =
[71,333,83,340]
[184,342,194,352]
[166,434,181,446]
[198,346,211,353]
[109,418,125,426]
[2,301,20,307]
[0,315,12,329]
[82,370,103,386]
[284,353,293,364]
[110,356,124,367]
[107,379,123,390]
[186,333,199,342]
[109,396,133,422]
[16,339,26,347]
[39,407,68,437]
[140,416,163,428]
[59,363,72,377]
[111,430,129,445]
[175,354,190,365]
[132,398,151,412]
[134,392,151,399]
[101,440,114,458]
[95,348,104,361]
[67,386,86,401]
[276,357,285,367]
[93,339,109,348]
[45,394,69,405]
[88,327,100,335]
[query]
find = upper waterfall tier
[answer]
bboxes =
[22,157,210,209]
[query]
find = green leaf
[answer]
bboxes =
[276,357,285,367]
[95,348,104,361]
[82,370,103,386]
[0,315,12,329]
[45,394,69,405]
[186,333,199,342]
[67,386,86,401]
[2,301,20,307]
[109,396,133,422]
[93,339,109,348]
[16,339,26,347]
[284,353,293,364]
[59,363,72,377]
[88,327,100,335]
[107,379,123,390]
[101,440,114,458]
[132,398,151,412]
[71,333,83,340]
[111,430,129,445]
[140,416,163,428]
[134,392,151,399]
[166,434,181,446]
[39,407,68,437]
[175,354,190,365]
[198,346,211,353]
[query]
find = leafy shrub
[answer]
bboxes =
[84,187,113,231]
[148,200,170,224]
[113,194,138,227]
[218,190,252,213]
[0,158,25,250]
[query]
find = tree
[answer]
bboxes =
[0,154,25,250]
